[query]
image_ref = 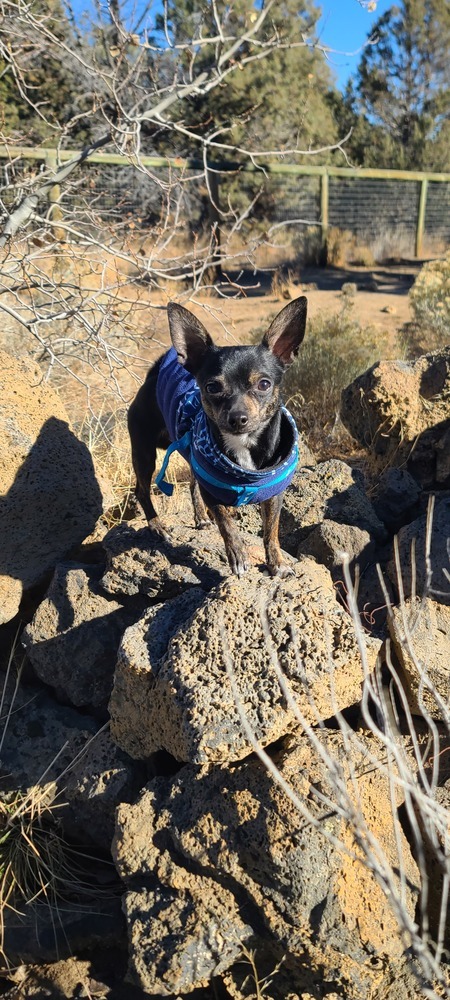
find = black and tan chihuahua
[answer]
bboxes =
[128,295,307,577]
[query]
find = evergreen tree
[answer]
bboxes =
[0,0,90,144]
[149,0,339,160]
[347,0,450,169]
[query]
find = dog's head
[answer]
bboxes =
[167,296,307,438]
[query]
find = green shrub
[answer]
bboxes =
[407,253,450,354]
[281,298,390,446]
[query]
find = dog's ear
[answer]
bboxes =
[262,295,307,366]
[167,303,214,374]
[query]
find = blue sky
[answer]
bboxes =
[317,0,393,89]
[71,0,394,92]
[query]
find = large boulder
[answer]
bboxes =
[0,350,104,623]
[100,520,249,599]
[113,732,419,997]
[340,349,450,487]
[109,558,379,764]
[23,563,147,712]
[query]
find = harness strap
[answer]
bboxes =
[189,452,261,505]
[156,432,299,506]
[155,430,192,496]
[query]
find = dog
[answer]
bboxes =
[128,295,307,577]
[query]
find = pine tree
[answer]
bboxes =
[0,0,90,144]
[150,0,338,160]
[348,0,450,169]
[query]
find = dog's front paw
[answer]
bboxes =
[195,516,213,531]
[147,517,171,544]
[227,545,249,577]
[267,559,294,579]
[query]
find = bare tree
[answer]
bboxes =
[0,0,350,420]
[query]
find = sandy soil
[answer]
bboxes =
[134,260,420,364]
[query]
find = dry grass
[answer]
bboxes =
[270,267,302,301]
[281,296,393,449]
[76,405,134,527]
[326,227,356,268]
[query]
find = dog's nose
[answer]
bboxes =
[228,411,249,432]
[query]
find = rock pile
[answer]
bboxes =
[1,344,450,997]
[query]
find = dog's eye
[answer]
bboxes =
[205,380,223,395]
[257,378,272,391]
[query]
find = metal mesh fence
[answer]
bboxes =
[328,177,421,251]
[64,162,204,227]
[0,155,205,232]
[1,152,449,255]
[263,174,320,225]
[425,181,450,249]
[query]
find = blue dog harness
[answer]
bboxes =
[155,348,299,507]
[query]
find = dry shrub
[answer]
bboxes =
[271,268,301,301]
[292,226,324,267]
[350,244,376,268]
[404,252,450,355]
[282,297,391,449]
[369,226,414,263]
[326,227,356,267]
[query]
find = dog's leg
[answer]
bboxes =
[190,472,211,529]
[261,496,293,577]
[208,503,249,576]
[128,401,169,540]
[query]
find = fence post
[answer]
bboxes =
[45,150,65,241]
[320,170,329,265]
[205,166,222,283]
[415,178,428,258]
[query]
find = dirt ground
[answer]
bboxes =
[133,259,420,367]
[204,261,417,342]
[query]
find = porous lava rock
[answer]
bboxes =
[340,349,450,487]
[297,519,375,571]
[100,520,247,598]
[371,467,421,532]
[23,563,146,711]
[389,597,450,720]
[278,459,386,555]
[109,558,376,763]
[113,732,419,996]
[386,495,450,605]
